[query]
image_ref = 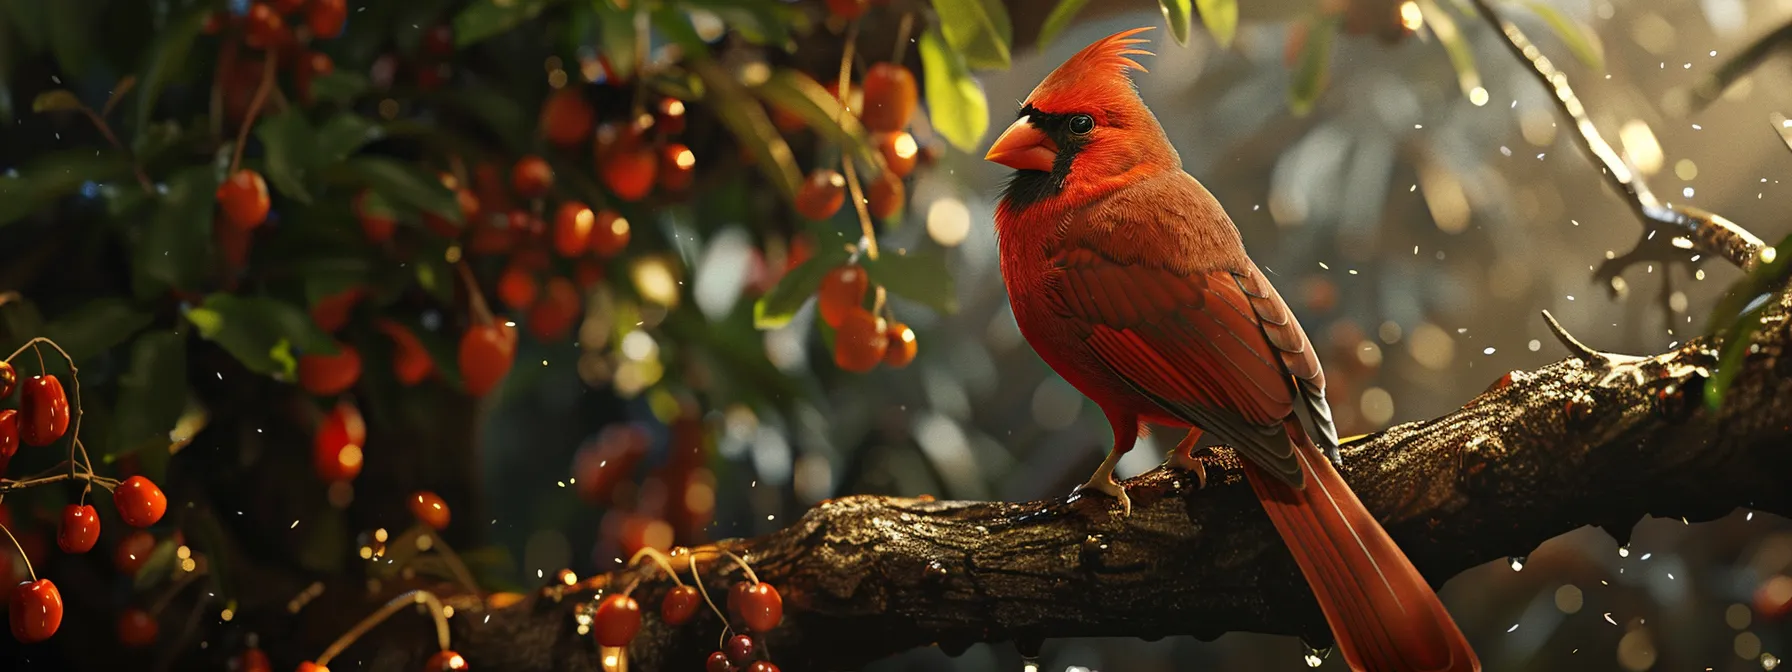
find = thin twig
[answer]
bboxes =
[893,13,915,64]
[71,106,152,192]
[230,53,279,175]
[425,530,487,605]
[626,547,688,587]
[688,552,731,646]
[835,20,879,261]
[1540,310,1601,362]
[315,590,451,666]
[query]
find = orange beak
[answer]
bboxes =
[984,116,1058,172]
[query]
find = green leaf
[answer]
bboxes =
[1704,235,1790,409]
[0,151,132,226]
[314,114,384,167]
[133,537,179,591]
[1195,0,1238,48]
[335,157,461,224]
[31,89,82,113]
[46,0,92,79]
[1416,0,1481,101]
[753,244,851,330]
[864,248,958,315]
[307,71,371,106]
[108,331,188,479]
[135,165,220,295]
[1160,0,1193,46]
[592,1,640,80]
[931,0,1013,69]
[683,56,803,205]
[185,294,337,378]
[919,29,990,152]
[1521,2,1603,71]
[748,69,881,171]
[678,0,801,47]
[41,299,154,362]
[1037,0,1092,48]
[428,87,530,153]
[452,0,557,48]
[254,108,316,203]
[1288,15,1337,116]
[134,8,208,128]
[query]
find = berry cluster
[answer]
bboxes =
[818,265,917,373]
[590,549,785,670]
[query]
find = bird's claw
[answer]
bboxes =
[1163,450,1207,489]
[1072,476,1132,517]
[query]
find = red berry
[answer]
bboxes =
[355,190,397,244]
[424,650,468,670]
[238,648,272,672]
[552,202,595,258]
[422,25,456,57]
[542,89,595,148]
[376,320,435,386]
[244,3,289,50]
[115,531,157,575]
[883,322,917,368]
[497,265,540,311]
[861,63,917,133]
[313,402,365,483]
[10,579,62,643]
[825,0,869,20]
[56,504,100,554]
[527,278,581,342]
[592,594,642,647]
[511,156,554,199]
[866,171,904,220]
[0,409,18,460]
[308,0,347,39]
[298,662,330,672]
[661,585,701,626]
[875,132,918,178]
[833,309,888,373]
[19,375,70,447]
[747,663,780,672]
[297,342,362,396]
[725,634,755,665]
[118,608,158,647]
[601,146,657,202]
[309,286,365,333]
[731,582,783,633]
[816,265,868,328]
[1757,574,1792,620]
[706,652,734,672]
[409,491,451,530]
[657,144,695,192]
[795,170,846,221]
[655,98,687,135]
[114,476,168,528]
[588,210,630,258]
[217,169,272,230]
[459,323,518,397]
[0,360,15,396]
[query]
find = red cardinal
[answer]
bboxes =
[986,28,1479,672]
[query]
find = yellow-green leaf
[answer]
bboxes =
[688,59,803,205]
[1037,0,1092,49]
[1159,0,1193,46]
[931,0,1013,70]
[748,69,882,173]
[1521,1,1604,71]
[1288,15,1337,116]
[1195,0,1238,48]
[32,89,82,113]
[752,244,851,330]
[920,28,990,152]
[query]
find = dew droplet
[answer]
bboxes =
[1619,545,1631,558]
[1020,656,1040,672]
[1510,556,1527,571]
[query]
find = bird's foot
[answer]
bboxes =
[1163,450,1207,489]
[1072,475,1132,517]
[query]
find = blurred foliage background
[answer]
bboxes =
[1,0,1791,670]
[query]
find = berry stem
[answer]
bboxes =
[687,551,731,642]
[893,12,914,64]
[69,103,153,192]
[314,590,452,666]
[0,521,36,582]
[8,338,88,482]
[718,550,761,585]
[229,52,279,176]
[210,37,238,142]
[0,461,121,494]
[835,20,879,262]
[627,547,688,587]
[454,261,497,327]
[423,529,488,606]
[148,562,207,616]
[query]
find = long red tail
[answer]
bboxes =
[1242,423,1480,672]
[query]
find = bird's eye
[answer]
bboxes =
[1068,114,1095,135]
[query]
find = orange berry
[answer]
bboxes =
[861,63,917,133]
[654,97,687,135]
[459,322,518,396]
[875,131,919,177]
[588,210,630,258]
[244,3,289,50]
[238,648,272,672]
[216,170,271,230]
[826,0,870,21]
[883,322,917,368]
[10,579,62,643]
[497,264,539,310]
[313,401,365,482]
[601,146,657,202]
[511,155,555,198]
[833,308,888,373]
[425,651,469,671]
[298,663,330,672]
[354,190,396,244]
[114,476,169,528]
[552,201,596,258]
[795,169,846,220]
[117,608,158,647]
[375,319,435,386]
[114,531,157,575]
[409,491,451,530]
[308,0,347,39]
[867,171,904,220]
[817,265,868,328]
[309,286,365,333]
[657,143,695,192]
[297,342,362,396]
[527,277,581,342]
[542,88,595,148]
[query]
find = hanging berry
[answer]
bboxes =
[541,88,596,148]
[117,608,159,647]
[56,504,100,554]
[114,476,168,528]
[297,342,363,396]
[833,308,888,373]
[795,169,846,221]
[661,585,701,626]
[883,322,917,368]
[552,202,596,259]
[115,531,157,575]
[423,650,469,670]
[10,579,62,643]
[313,402,366,483]
[19,375,70,447]
[217,170,272,231]
[459,322,518,397]
[592,594,642,647]
[861,63,918,133]
[511,156,555,199]
[730,582,783,633]
[817,266,869,328]
[409,491,451,531]
[589,210,631,258]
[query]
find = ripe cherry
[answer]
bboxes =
[19,375,70,447]
[409,491,451,530]
[724,634,755,665]
[217,170,272,231]
[57,504,100,554]
[511,156,554,199]
[655,97,687,135]
[883,322,917,368]
[376,320,435,386]
[354,190,397,244]
[661,585,701,625]
[825,0,869,21]
[866,171,904,220]
[658,144,695,193]
[424,650,468,670]
[747,663,781,672]
[731,582,783,633]
[422,25,456,57]
[0,409,17,462]
[601,145,657,202]
[238,647,272,672]
[875,132,918,178]
[592,594,642,647]
[0,359,14,396]
[115,476,168,528]
[298,342,362,396]
[861,63,918,133]
[10,579,62,643]
[833,308,888,373]
[527,278,581,342]
[542,88,595,148]
[795,169,846,221]
[706,652,734,672]
[459,322,518,397]
[118,608,158,647]
[115,530,157,575]
[589,210,631,258]
[309,286,365,333]
[308,0,347,39]
[817,265,869,328]
[552,201,596,258]
[244,3,289,50]
[313,402,365,483]
[497,265,539,311]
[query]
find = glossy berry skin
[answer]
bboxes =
[794,170,846,221]
[552,202,595,258]
[0,360,15,397]
[10,579,62,643]
[655,98,687,134]
[313,402,365,483]
[308,0,347,39]
[217,170,272,231]
[542,89,595,148]
[747,663,781,672]
[19,375,70,447]
[409,491,451,530]
[115,530,157,575]
[724,634,755,665]
[876,132,918,177]
[732,582,783,633]
[298,342,362,396]
[458,322,518,397]
[237,648,272,672]
[661,585,701,625]
[816,265,868,328]
[866,171,904,220]
[861,63,918,133]
[243,3,288,50]
[511,156,554,198]
[657,144,695,192]
[57,504,101,553]
[833,309,888,373]
[592,594,642,647]
[706,652,734,672]
[883,323,917,368]
[0,409,18,460]
[497,264,539,310]
[297,663,330,672]
[600,145,657,202]
[424,650,468,670]
[526,278,581,342]
[118,608,158,647]
[115,476,169,528]
[588,210,631,258]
